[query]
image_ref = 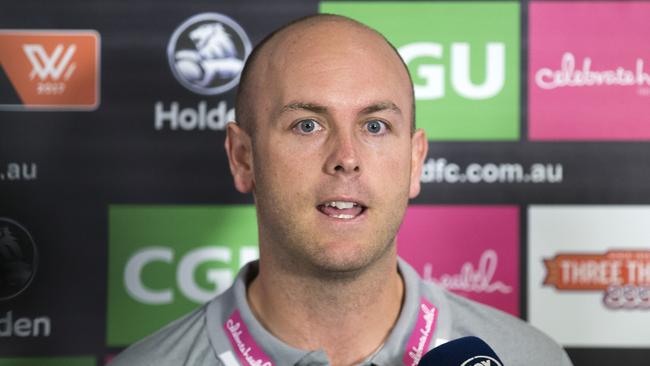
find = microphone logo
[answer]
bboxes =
[460,355,502,366]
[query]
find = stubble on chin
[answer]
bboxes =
[256,194,406,282]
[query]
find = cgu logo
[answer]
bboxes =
[124,246,258,305]
[23,44,77,81]
[398,42,505,100]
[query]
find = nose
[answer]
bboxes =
[325,128,361,176]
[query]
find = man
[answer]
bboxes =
[111,14,573,366]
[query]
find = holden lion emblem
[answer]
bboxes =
[167,13,252,95]
[0,218,38,301]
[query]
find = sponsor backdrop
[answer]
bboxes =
[1,0,649,365]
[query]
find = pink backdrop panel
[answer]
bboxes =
[529,2,650,140]
[397,205,520,316]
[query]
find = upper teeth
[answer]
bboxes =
[327,201,356,209]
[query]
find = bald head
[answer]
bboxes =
[234,14,415,137]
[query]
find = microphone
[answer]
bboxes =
[417,336,504,366]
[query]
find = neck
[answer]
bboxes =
[247,249,404,366]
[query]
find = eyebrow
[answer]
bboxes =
[359,101,402,116]
[279,101,402,117]
[280,102,328,114]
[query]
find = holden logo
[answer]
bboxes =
[0,218,38,301]
[167,13,252,95]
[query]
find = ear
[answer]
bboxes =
[408,128,428,199]
[225,122,255,193]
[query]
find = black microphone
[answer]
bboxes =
[417,336,504,366]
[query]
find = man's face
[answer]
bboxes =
[229,21,427,275]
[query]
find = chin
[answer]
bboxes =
[304,240,393,277]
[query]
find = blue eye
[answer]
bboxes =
[366,120,386,134]
[295,119,322,134]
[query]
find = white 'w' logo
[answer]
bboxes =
[22,44,77,81]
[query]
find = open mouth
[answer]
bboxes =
[317,200,367,220]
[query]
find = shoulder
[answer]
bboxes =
[434,285,573,366]
[108,263,253,366]
[108,305,222,366]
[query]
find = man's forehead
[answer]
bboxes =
[235,14,416,134]
[250,19,409,105]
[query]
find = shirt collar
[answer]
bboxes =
[225,258,440,366]
[231,261,309,365]
[368,258,427,366]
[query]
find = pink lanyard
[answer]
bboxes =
[223,297,438,366]
[402,297,438,366]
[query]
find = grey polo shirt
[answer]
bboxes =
[110,258,573,366]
